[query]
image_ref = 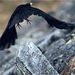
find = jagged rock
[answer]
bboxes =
[60,56,75,75]
[37,29,68,51]
[14,42,59,75]
[44,39,75,73]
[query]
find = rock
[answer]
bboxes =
[60,56,75,75]
[15,42,59,75]
[44,39,75,73]
[37,29,67,51]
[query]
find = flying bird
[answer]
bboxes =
[0,3,75,50]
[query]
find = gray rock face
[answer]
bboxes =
[44,39,75,73]
[17,42,59,75]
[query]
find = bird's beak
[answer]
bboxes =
[30,3,33,6]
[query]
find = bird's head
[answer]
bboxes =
[25,3,33,7]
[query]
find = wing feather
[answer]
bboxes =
[8,6,74,30]
[8,7,49,29]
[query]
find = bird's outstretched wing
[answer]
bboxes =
[29,7,75,30]
[8,6,75,30]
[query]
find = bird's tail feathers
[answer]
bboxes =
[0,26,17,50]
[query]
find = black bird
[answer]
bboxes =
[0,3,75,50]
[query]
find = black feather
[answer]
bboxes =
[0,26,17,50]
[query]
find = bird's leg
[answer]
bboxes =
[26,19,31,25]
[16,23,22,29]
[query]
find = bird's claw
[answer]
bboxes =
[27,19,31,25]
[16,23,22,29]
